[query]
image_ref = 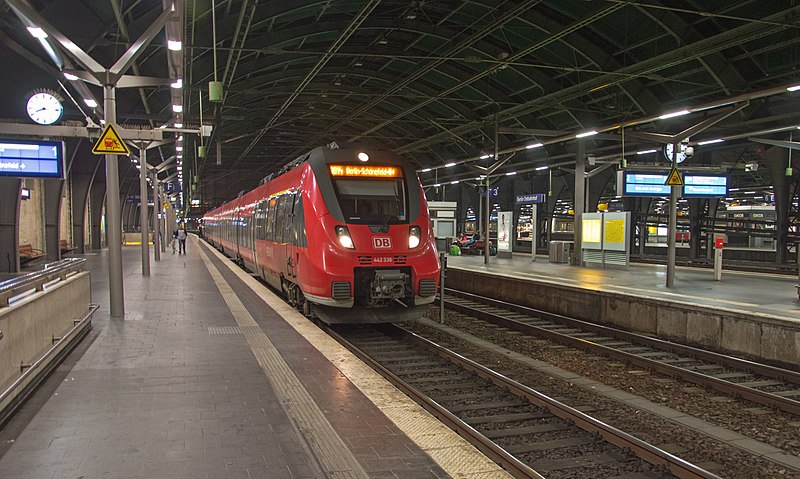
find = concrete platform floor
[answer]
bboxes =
[446,253,800,324]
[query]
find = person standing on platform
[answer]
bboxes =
[177,224,187,255]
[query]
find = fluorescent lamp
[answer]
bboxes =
[63,72,79,81]
[697,139,724,145]
[506,171,517,176]
[636,149,657,155]
[174,123,183,128]
[84,98,98,108]
[171,78,183,89]
[420,168,432,172]
[535,166,549,171]
[176,146,183,151]
[450,180,459,184]
[575,130,597,139]
[658,109,690,120]
[445,162,456,167]
[787,85,800,92]
[167,40,182,51]
[744,191,756,194]
[480,154,491,159]
[526,143,543,149]
[433,183,441,187]
[27,27,47,39]
[172,104,182,113]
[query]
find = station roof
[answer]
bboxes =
[1,1,799,208]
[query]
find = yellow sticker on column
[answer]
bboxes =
[665,167,683,186]
[92,123,130,155]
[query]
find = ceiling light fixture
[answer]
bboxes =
[172,104,182,113]
[525,143,544,149]
[658,109,690,120]
[445,162,456,167]
[697,139,724,145]
[787,85,800,92]
[575,130,598,139]
[636,149,657,154]
[174,123,183,128]
[171,78,182,89]
[63,72,79,81]
[506,171,517,176]
[420,168,432,172]
[84,98,98,108]
[27,26,47,38]
[167,40,182,51]
[535,166,549,171]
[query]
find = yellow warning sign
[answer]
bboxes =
[92,123,130,155]
[665,167,684,187]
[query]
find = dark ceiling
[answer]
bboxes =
[2,0,800,211]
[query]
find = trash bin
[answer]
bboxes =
[549,241,572,263]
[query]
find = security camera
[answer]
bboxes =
[745,162,759,172]
[684,146,694,158]
[587,154,596,165]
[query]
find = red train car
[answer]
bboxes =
[203,143,440,323]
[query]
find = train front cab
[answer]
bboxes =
[301,150,439,323]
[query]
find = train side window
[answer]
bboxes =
[266,199,275,241]
[285,193,296,245]
[294,193,306,247]
[274,196,285,243]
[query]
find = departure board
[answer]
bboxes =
[0,139,65,179]
[683,174,727,197]
[623,172,671,196]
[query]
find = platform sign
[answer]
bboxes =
[683,174,727,197]
[92,123,130,155]
[622,171,671,196]
[516,193,545,205]
[0,139,65,179]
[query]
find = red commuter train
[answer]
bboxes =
[202,143,440,323]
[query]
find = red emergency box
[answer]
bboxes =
[715,237,724,249]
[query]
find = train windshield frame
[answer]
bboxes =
[331,177,408,225]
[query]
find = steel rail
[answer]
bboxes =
[340,324,720,479]
[443,288,800,416]
[324,324,543,479]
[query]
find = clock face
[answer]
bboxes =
[26,93,63,125]
[664,143,686,164]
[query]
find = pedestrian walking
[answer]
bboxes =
[177,225,187,254]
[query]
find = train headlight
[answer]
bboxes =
[408,226,421,248]
[335,225,354,249]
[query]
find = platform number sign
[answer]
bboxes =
[373,237,392,249]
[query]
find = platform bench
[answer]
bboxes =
[59,239,76,255]
[19,243,45,264]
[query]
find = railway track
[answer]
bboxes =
[327,323,720,479]
[442,289,800,417]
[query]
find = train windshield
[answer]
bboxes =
[333,178,407,224]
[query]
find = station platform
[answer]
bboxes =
[0,237,510,479]
[447,253,800,323]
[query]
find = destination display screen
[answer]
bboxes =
[683,174,727,197]
[0,139,65,179]
[329,164,402,178]
[623,172,671,196]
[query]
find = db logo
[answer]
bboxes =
[372,237,392,249]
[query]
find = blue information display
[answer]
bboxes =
[0,139,65,179]
[516,193,545,204]
[623,171,671,196]
[683,174,727,197]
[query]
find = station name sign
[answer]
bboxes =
[0,139,65,179]
[515,193,546,204]
[329,164,402,178]
[621,170,727,197]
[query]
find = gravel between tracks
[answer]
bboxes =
[411,308,800,479]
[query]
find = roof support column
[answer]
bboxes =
[104,84,124,316]
[572,140,585,266]
[137,144,150,276]
[151,169,161,261]
[666,142,679,288]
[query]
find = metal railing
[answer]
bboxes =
[0,258,87,307]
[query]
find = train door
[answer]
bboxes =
[285,193,297,280]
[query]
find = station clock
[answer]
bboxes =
[26,91,63,125]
